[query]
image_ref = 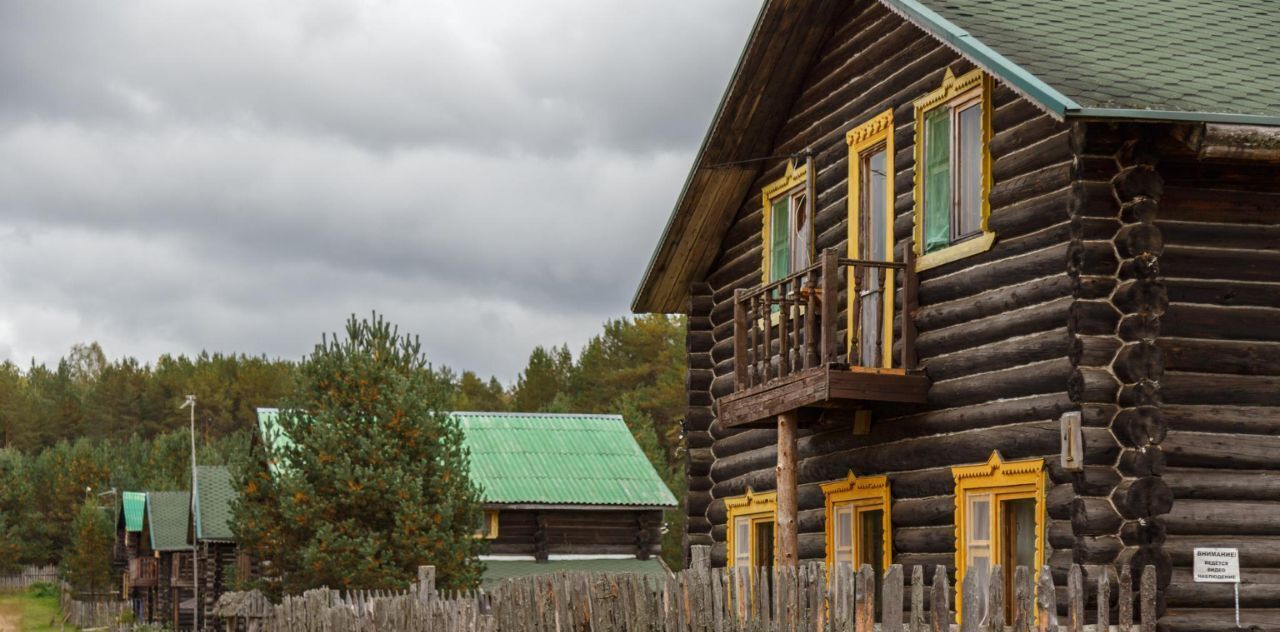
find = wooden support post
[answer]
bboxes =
[734,289,749,389]
[901,240,918,371]
[819,249,838,363]
[776,410,799,567]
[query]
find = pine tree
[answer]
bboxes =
[233,314,485,593]
[63,498,113,593]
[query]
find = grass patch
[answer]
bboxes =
[0,585,74,631]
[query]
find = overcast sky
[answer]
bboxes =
[0,1,756,382]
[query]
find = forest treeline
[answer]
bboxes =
[0,314,686,571]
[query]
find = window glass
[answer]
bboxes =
[734,517,751,567]
[770,197,791,281]
[969,495,990,541]
[922,107,951,253]
[753,520,775,569]
[858,508,885,575]
[956,103,983,239]
[1004,498,1037,569]
[791,191,810,272]
[859,148,888,367]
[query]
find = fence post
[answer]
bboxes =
[986,565,1005,632]
[1068,564,1084,632]
[883,565,904,632]
[1096,566,1111,632]
[1140,565,1156,632]
[1035,566,1057,632]
[856,564,875,632]
[1118,565,1133,630]
[911,565,925,632]
[930,566,949,632]
[1013,566,1032,632]
[960,570,981,632]
[416,566,436,604]
[691,545,710,571]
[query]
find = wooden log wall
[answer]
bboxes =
[1151,139,1280,630]
[698,0,1078,578]
[487,509,664,560]
[1065,122,1173,612]
[685,282,717,561]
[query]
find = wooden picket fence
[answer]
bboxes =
[60,590,131,629]
[0,564,58,590]
[215,559,1157,632]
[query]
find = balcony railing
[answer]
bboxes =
[128,557,158,588]
[732,246,918,393]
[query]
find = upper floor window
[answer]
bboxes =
[726,489,777,569]
[846,110,896,368]
[913,68,995,271]
[952,452,1045,622]
[761,161,811,283]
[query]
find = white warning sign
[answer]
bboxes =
[1193,548,1240,583]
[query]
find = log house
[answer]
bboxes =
[255,409,678,586]
[632,1,1280,630]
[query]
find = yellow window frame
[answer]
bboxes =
[951,452,1045,618]
[911,68,995,272]
[821,473,891,572]
[846,110,897,368]
[760,161,811,285]
[725,489,777,568]
[474,509,499,540]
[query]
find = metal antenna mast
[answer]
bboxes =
[181,395,199,631]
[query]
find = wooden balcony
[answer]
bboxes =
[171,553,195,587]
[718,248,929,428]
[128,557,159,588]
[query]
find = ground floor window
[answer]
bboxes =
[952,452,1045,621]
[726,490,777,569]
[821,473,891,577]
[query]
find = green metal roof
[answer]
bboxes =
[255,408,295,475]
[119,491,146,533]
[883,0,1280,126]
[192,465,237,542]
[257,408,676,508]
[454,412,677,508]
[480,558,669,588]
[147,491,191,551]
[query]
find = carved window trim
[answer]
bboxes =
[912,68,996,272]
[846,110,897,367]
[821,472,892,572]
[725,489,777,568]
[951,452,1046,619]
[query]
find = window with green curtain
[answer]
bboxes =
[769,197,791,281]
[923,107,951,254]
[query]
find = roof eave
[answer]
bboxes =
[630,0,773,315]
[1068,107,1280,127]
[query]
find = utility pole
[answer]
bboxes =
[181,395,199,631]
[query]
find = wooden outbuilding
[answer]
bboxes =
[256,409,678,586]
[188,465,242,631]
[631,1,1280,630]
[140,490,195,630]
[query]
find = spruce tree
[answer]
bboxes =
[63,498,113,593]
[234,314,484,593]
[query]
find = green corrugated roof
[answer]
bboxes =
[119,491,146,532]
[480,559,669,588]
[147,491,191,551]
[256,408,676,508]
[455,412,677,508]
[884,0,1280,125]
[255,408,295,475]
[193,465,236,542]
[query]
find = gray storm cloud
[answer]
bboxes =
[0,0,756,381]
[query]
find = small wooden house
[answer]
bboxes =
[188,465,241,631]
[141,490,195,630]
[256,409,678,586]
[114,490,146,587]
[631,1,1280,630]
